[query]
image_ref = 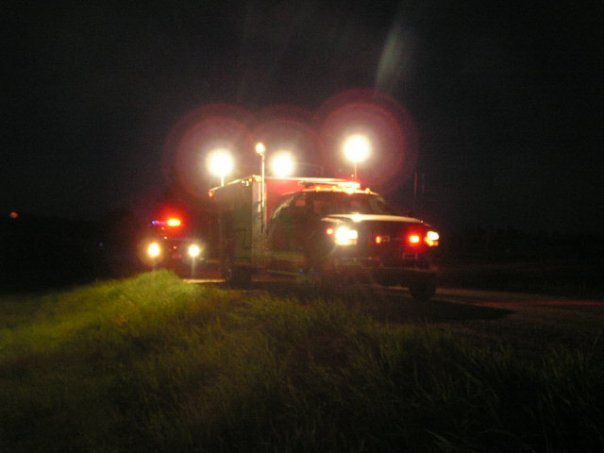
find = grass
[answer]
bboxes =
[0,271,603,452]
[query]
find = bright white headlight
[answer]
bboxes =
[425,230,440,247]
[334,226,358,246]
[187,244,202,258]
[147,242,161,258]
[427,231,439,241]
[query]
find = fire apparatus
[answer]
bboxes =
[140,216,205,272]
[209,176,440,300]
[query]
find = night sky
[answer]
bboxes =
[4,1,602,234]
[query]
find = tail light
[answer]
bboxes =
[407,234,422,245]
[404,230,440,250]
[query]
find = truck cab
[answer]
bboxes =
[139,217,205,274]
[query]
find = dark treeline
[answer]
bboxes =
[1,212,143,292]
[443,226,604,262]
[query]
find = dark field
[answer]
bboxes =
[1,272,602,452]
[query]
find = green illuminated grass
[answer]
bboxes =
[0,271,602,452]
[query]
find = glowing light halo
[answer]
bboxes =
[161,97,418,198]
[316,89,418,193]
[269,151,296,177]
[162,103,253,197]
[251,111,320,177]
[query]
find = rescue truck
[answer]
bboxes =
[209,176,440,300]
[139,216,205,273]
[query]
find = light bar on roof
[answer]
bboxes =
[166,218,182,227]
[151,218,183,227]
[336,181,361,190]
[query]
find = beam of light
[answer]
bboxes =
[376,24,412,93]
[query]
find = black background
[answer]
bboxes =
[4,0,603,234]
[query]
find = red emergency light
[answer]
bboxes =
[151,218,183,228]
[407,234,421,245]
[166,218,182,227]
[404,230,440,248]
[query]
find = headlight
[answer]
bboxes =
[425,230,440,247]
[334,226,358,246]
[147,242,161,258]
[187,244,202,258]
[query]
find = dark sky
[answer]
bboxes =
[4,0,603,234]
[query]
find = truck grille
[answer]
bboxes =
[361,222,422,265]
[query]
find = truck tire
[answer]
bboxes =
[408,276,437,302]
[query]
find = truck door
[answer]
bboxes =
[267,195,294,252]
[269,194,310,253]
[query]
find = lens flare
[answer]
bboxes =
[162,104,252,197]
[317,89,418,195]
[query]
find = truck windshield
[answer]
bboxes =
[310,192,393,216]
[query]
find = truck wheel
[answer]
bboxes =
[408,277,437,302]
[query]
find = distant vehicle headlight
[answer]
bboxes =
[147,242,161,258]
[187,243,202,258]
[334,226,358,246]
[425,230,440,247]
